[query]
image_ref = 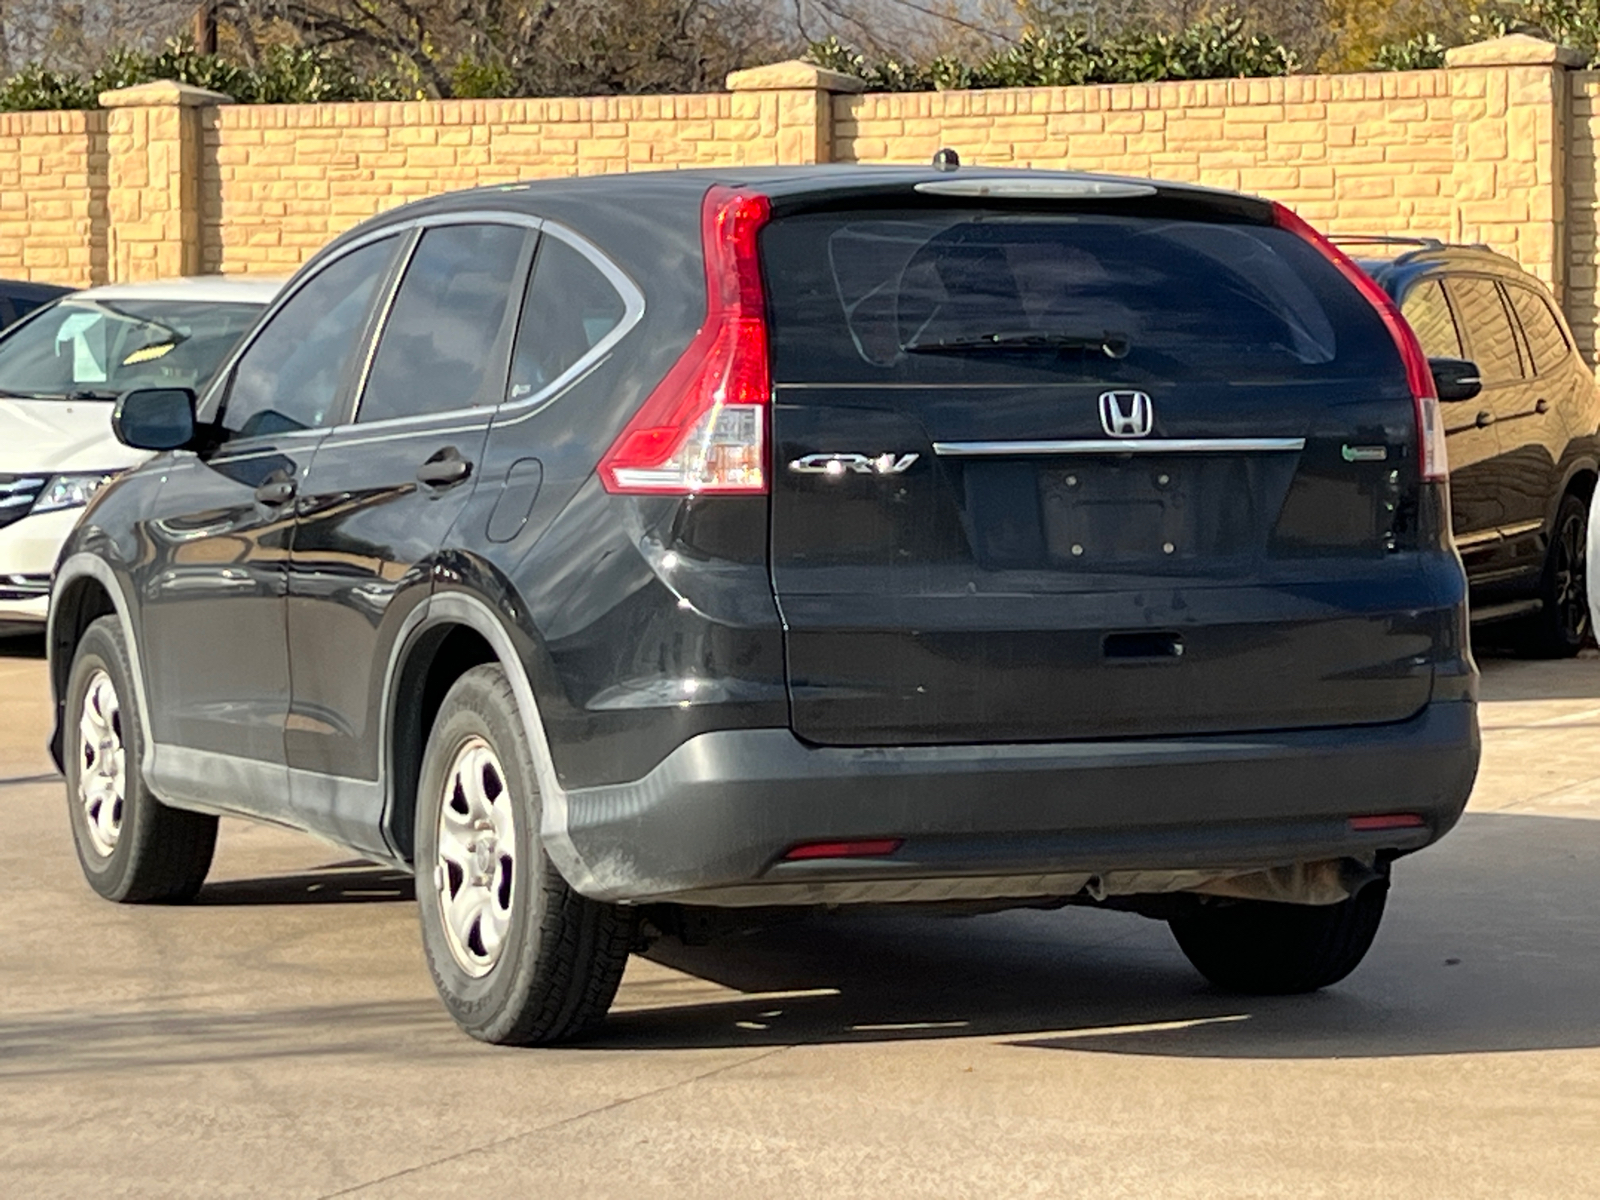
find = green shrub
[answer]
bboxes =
[808,11,1298,92]
[0,38,405,111]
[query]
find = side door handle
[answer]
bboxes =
[1476,410,1496,429]
[254,472,297,507]
[417,446,473,490]
[1536,397,1551,414]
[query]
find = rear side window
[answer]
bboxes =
[1401,279,1464,359]
[507,235,627,402]
[762,208,1396,385]
[1446,277,1524,385]
[1505,283,1570,376]
[359,223,530,423]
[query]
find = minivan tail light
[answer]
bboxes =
[1271,203,1448,483]
[600,186,772,495]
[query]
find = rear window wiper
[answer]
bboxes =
[902,330,1131,358]
[0,388,121,401]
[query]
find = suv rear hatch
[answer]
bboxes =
[763,183,1438,746]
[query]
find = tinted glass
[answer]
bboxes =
[222,236,396,439]
[507,236,627,402]
[359,223,529,424]
[1401,279,1464,359]
[1506,283,1570,376]
[0,300,263,399]
[1447,277,1524,385]
[763,209,1397,385]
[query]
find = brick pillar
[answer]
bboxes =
[1446,34,1581,304]
[99,79,232,282]
[724,60,866,164]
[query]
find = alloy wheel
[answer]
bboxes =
[434,736,518,977]
[1553,509,1590,645]
[77,669,125,857]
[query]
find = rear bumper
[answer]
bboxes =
[555,699,1480,905]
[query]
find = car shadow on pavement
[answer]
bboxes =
[0,631,45,658]
[1475,647,1600,701]
[193,865,415,905]
[586,809,1600,1060]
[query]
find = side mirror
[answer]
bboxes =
[1429,357,1482,403]
[112,387,197,451]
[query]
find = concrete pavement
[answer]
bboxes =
[2,635,1599,1198]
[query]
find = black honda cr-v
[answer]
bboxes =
[48,167,1480,1045]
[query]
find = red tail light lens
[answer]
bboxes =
[600,186,772,494]
[1271,203,1448,483]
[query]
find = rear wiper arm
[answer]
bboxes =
[902,330,1131,358]
[0,388,120,401]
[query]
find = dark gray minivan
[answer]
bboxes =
[50,167,1479,1044]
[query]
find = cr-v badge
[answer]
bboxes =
[789,452,920,476]
[1099,390,1154,438]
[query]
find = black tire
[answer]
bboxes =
[64,616,217,903]
[414,663,633,1045]
[1167,878,1388,995]
[1514,492,1590,659]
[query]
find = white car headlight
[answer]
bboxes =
[30,472,116,515]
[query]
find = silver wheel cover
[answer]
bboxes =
[78,669,126,857]
[434,736,517,977]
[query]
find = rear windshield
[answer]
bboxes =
[762,207,1397,385]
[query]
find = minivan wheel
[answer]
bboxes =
[1515,492,1590,658]
[1167,878,1388,995]
[64,616,217,902]
[414,664,633,1045]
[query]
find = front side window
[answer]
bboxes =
[0,300,264,399]
[358,223,531,424]
[1506,283,1570,376]
[1401,279,1464,360]
[220,236,398,439]
[507,235,627,402]
[1446,277,1525,386]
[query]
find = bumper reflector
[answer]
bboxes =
[1349,814,1426,832]
[783,838,904,861]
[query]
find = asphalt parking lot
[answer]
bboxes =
[1,635,1599,1198]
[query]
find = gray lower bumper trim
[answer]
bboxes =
[559,701,1479,904]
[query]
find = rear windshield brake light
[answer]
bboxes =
[600,186,771,495]
[1271,203,1447,483]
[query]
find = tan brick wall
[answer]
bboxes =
[0,110,106,287]
[835,73,1457,239]
[1565,71,1600,358]
[199,91,808,274]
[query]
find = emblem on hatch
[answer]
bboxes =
[788,452,920,476]
[1099,390,1154,439]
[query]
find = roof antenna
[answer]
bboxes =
[932,147,960,172]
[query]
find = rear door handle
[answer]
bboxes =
[417,446,473,489]
[254,473,297,506]
[1536,397,1550,414]
[1476,411,1495,428]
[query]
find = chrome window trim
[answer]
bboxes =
[932,437,1307,457]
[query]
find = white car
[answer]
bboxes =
[0,276,281,630]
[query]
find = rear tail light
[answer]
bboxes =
[1272,203,1448,483]
[600,185,772,494]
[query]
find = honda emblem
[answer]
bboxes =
[1099,391,1154,439]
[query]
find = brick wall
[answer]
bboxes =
[199,91,811,274]
[3,33,1599,360]
[0,109,105,287]
[836,72,1456,239]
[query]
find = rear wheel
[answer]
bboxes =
[65,616,217,902]
[1515,492,1590,658]
[414,664,633,1045]
[1168,879,1388,994]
